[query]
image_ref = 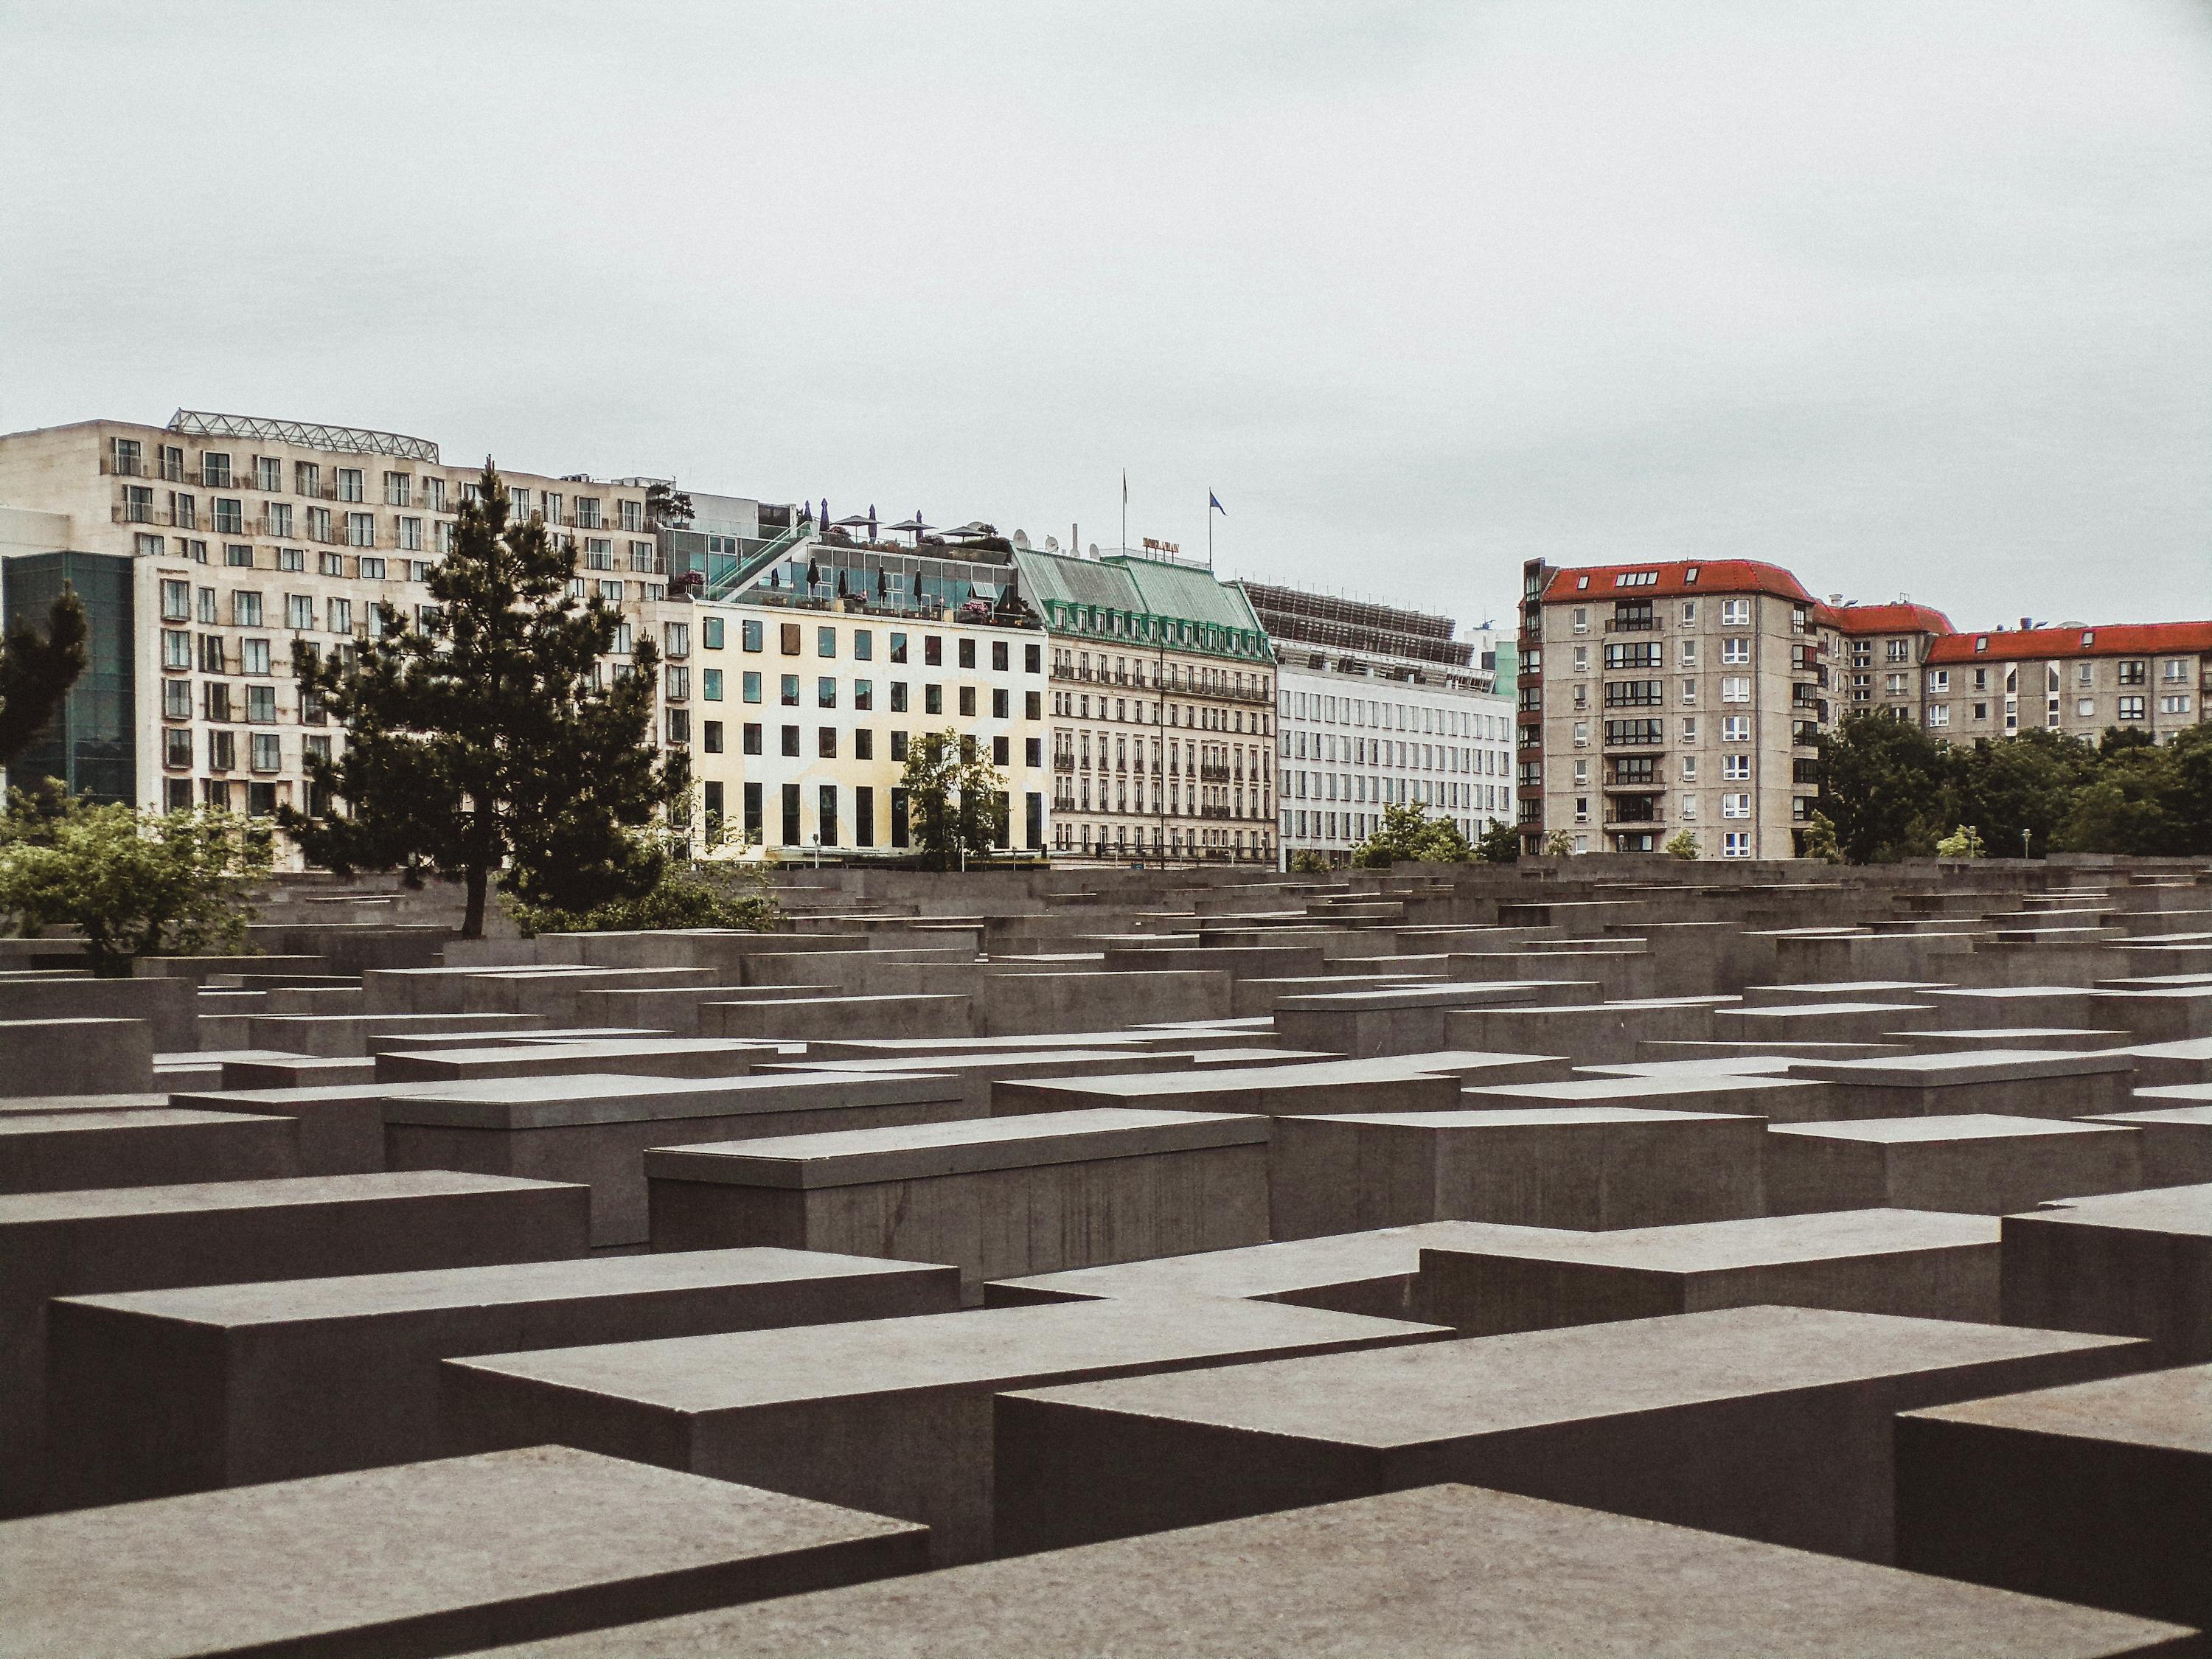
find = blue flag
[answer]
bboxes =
[1209,492,1225,515]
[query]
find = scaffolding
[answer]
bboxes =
[167,411,439,464]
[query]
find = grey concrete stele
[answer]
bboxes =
[46,1247,962,1507]
[454,1485,2199,1658]
[439,1295,1445,1566]
[992,1304,2148,1564]
[2001,1183,2212,1362]
[0,1446,928,1659]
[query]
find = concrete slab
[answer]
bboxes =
[1781,1048,2136,1120]
[0,1169,589,1516]
[1444,998,1739,1064]
[0,1016,156,1094]
[0,1106,300,1193]
[1897,1364,2212,1632]
[1711,1001,1944,1046]
[1767,1114,2149,1214]
[48,1247,960,1506]
[451,1484,2198,1659]
[986,1220,1587,1318]
[701,992,975,1041]
[992,1305,2148,1564]
[1461,1073,1830,1121]
[0,1446,928,1658]
[2003,1183,2212,1361]
[384,1070,971,1246]
[374,1037,771,1084]
[989,1054,1562,1119]
[2084,1102,2212,1186]
[1272,980,1597,1057]
[1270,1108,1766,1238]
[440,1296,1444,1565]
[645,1109,1273,1295]
[1417,1208,2003,1334]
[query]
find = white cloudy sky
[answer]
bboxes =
[4,0,2209,628]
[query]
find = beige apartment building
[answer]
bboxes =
[1520,558,1826,859]
[1920,622,2212,744]
[1016,545,1276,863]
[1820,601,1955,722]
[685,598,1050,858]
[0,412,687,818]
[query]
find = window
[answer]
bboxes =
[993,734,1010,765]
[575,497,602,530]
[890,729,909,762]
[666,666,689,700]
[817,626,837,658]
[2162,695,2193,715]
[212,499,245,536]
[958,637,976,669]
[738,618,762,653]
[1026,641,1042,674]
[382,470,411,507]
[264,502,293,538]
[345,512,374,547]
[307,508,333,543]
[703,616,725,650]
[358,557,386,580]
[231,591,263,627]
[241,639,272,675]
[925,635,943,667]
[667,709,690,745]
[1928,704,1950,728]
[1570,607,1589,633]
[890,681,908,713]
[246,683,276,723]
[619,498,642,532]
[780,623,801,655]
[2118,695,2146,721]
[992,688,1009,718]
[204,682,233,722]
[703,668,723,701]
[1718,637,1749,665]
[854,678,873,711]
[163,727,193,768]
[1926,669,1950,692]
[597,580,623,602]
[958,686,977,717]
[2163,658,2188,682]
[664,622,689,658]
[781,724,801,757]
[1722,754,1750,781]
[1025,689,1042,720]
[1720,677,1750,703]
[1722,831,1750,857]
[1720,598,1751,627]
[782,782,802,845]
[201,452,233,488]
[925,685,943,716]
[889,632,909,664]
[742,722,762,755]
[991,639,1009,671]
[855,728,874,760]
[161,629,192,669]
[397,518,422,552]
[703,720,724,754]
[818,727,838,758]
[1721,715,1749,742]
[816,676,836,708]
[780,674,799,706]
[2118,661,2147,686]
[1722,793,1750,819]
[220,542,251,568]
[293,461,319,496]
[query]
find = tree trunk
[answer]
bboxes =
[462,863,489,940]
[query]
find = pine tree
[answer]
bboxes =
[282,463,688,938]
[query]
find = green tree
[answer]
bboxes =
[1663,829,1700,860]
[282,464,688,938]
[1286,849,1331,874]
[2166,726,2212,856]
[1800,810,1843,863]
[1818,713,1952,863]
[1947,730,2094,858]
[1934,824,1986,859]
[1352,801,1472,867]
[2056,743,2188,855]
[0,799,271,975]
[1474,817,1520,864]
[899,728,1007,869]
[1541,829,1576,858]
[0,587,89,770]
[507,843,779,936]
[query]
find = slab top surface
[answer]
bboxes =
[0,1445,923,1659]
[1900,1362,2212,1458]
[466,1484,2195,1659]
[1463,1076,1815,1102]
[1770,1113,2140,1145]
[2017,1183,2212,1239]
[55,1247,951,1328]
[1421,1208,1997,1272]
[448,1297,1444,1413]
[1784,1048,2135,1085]
[1305,1107,1760,1130]
[1001,1306,2138,1450]
[0,1168,577,1226]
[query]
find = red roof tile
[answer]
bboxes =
[1819,602,1955,637]
[1924,621,2212,665]
[1540,560,1815,605]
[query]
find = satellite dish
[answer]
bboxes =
[1087,543,1100,557]
[1012,529,1031,549]
[1043,535,1060,552]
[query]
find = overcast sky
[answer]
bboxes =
[4,0,2209,629]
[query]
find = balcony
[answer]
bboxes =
[1605,617,1658,633]
[1198,762,1232,782]
[1051,754,1074,773]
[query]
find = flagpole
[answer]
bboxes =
[1120,469,1127,555]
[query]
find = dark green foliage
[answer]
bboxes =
[1474,817,1521,864]
[899,728,1008,869]
[0,586,88,768]
[507,856,780,936]
[281,464,689,938]
[1353,801,1474,867]
[1821,713,2212,863]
